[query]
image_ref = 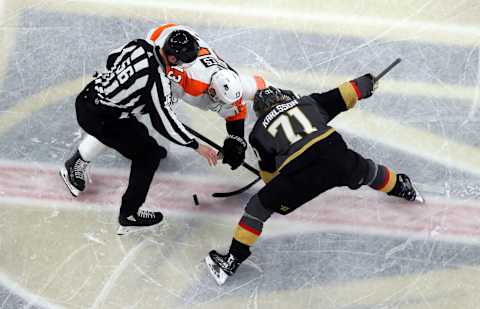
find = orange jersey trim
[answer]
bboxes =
[254,75,267,90]
[167,66,209,97]
[226,98,247,121]
[185,79,210,96]
[149,23,177,41]
[198,47,210,56]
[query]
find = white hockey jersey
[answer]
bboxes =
[147,23,267,122]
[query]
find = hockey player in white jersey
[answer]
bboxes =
[61,24,269,204]
[147,23,269,169]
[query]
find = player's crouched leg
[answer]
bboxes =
[206,195,273,285]
[342,150,424,203]
[369,164,424,203]
[206,150,347,284]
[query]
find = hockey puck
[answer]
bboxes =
[193,194,199,206]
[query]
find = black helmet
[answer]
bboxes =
[253,86,292,117]
[163,30,200,64]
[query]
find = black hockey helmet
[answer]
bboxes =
[163,30,200,64]
[253,86,292,117]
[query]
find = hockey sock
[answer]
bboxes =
[78,134,106,162]
[229,195,273,260]
[235,213,262,239]
[368,164,397,193]
[229,238,251,262]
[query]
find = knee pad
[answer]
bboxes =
[346,158,377,190]
[245,195,273,222]
[363,159,378,186]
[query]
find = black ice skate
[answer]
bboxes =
[388,174,424,203]
[117,209,164,235]
[205,250,241,285]
[60,150,89,197]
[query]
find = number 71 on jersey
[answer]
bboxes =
[267,107,317,144]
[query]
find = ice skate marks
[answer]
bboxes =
[116,224,161,235]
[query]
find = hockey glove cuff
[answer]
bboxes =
[278,88,299,100]
[222,135,247,170]
[350,74,375,99]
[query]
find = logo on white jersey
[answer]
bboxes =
[167,67,183,83]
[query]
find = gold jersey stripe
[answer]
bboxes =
[338,81,359,109]
[277,128,337,173]
[259,170,276,184]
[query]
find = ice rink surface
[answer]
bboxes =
[1,0,480,308]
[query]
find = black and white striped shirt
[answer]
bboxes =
[93,39,198,149]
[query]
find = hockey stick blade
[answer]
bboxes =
[374,58,401,82]
[212,177,261,198]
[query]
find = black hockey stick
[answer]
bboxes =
[183,124,259,176]
[212,177,261,197]
[183,59,402,197]
[183,124,261,197]
[374,58,401,82]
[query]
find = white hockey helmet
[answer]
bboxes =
[208,69,243,104]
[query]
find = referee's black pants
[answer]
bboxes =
[75,84,167,217]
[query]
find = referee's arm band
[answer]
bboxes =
[187,139,199,150]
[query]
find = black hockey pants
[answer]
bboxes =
[258,131,373,215]
[75,83,167,216]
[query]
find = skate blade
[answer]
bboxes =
[205,255,229,286]
[414,191,425,204]
[116,224,159,236]
[60,168,80,197]
[412,184,425,204]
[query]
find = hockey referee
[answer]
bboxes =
[61,31,218,235]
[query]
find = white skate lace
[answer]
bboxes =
[137,209,156,219]
[215,253,237,272]
[73,159,89,181]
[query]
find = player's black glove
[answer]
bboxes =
[278,88,299,100]
[351,74,375,99]
[221,135,247,170]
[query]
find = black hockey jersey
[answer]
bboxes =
[92,39,198,149]
[249,83,361,182]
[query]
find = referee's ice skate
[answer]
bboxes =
[60,150,89,197]
[117,209,164,235]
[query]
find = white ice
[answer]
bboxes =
[1,0,480,308]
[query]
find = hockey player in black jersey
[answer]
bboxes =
[60,33,218,235]
[205,74,424,285]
